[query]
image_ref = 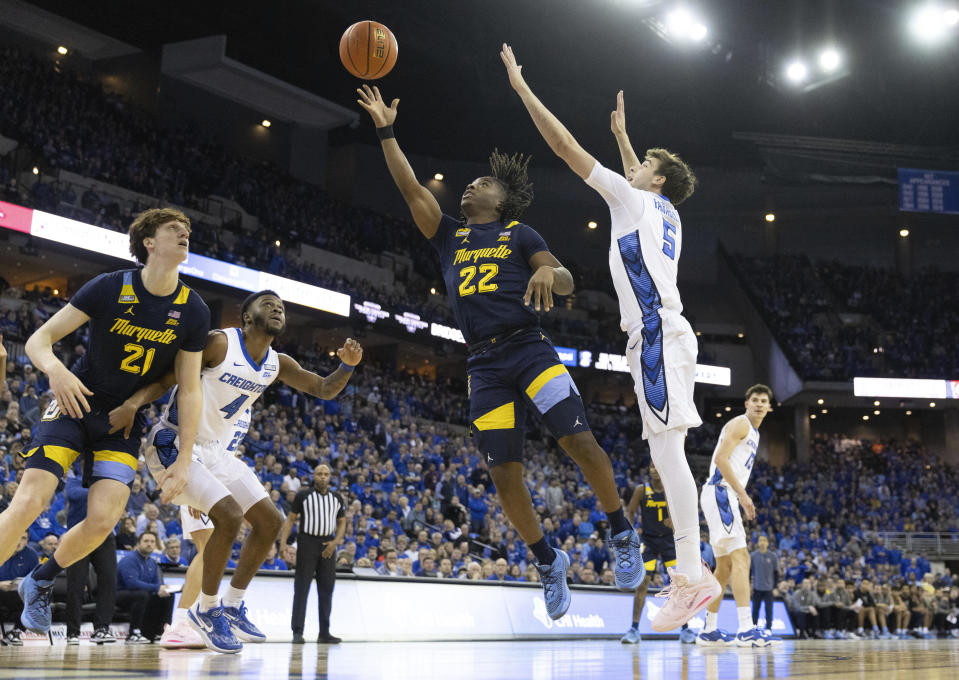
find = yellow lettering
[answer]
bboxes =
[110,318,177,345]
[453,246,512,266]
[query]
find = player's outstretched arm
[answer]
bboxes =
[712,416,756,520]
[25,304,93,419]
[356,84,442,238]
[500,44,596,180]
[277,338,363,401]
[610,90,642,175]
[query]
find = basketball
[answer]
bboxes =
[339,20,398,80]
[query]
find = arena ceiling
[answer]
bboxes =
[24,0,959,169]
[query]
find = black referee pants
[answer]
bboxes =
[66,533,116,636]
[291,535,336,636]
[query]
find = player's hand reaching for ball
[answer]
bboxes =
[611,90,627,137]
[48,361,94,419]
[525,266,556,313]
[500,43,528,92]
[356,84,399,129]
[337,338,363,367]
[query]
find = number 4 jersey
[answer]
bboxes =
[69,269,210,410]
[162,327,279,452]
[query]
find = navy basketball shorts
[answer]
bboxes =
[467,329,590,466]
[641,534,677,572]
[21,399,145,486]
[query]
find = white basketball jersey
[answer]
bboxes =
[162,328,279,449]
[584,162,684,335]
[706,415,760,490]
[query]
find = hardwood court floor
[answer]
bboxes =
[2,639,958,679]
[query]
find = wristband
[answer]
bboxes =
[339,362,355,373]
[376,125,395,141]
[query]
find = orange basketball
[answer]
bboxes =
[339,20,398,80]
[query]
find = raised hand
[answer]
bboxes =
[337,338,364,367]
[356,84,399,128]
[499,43,528,92]
[611,90,627,136]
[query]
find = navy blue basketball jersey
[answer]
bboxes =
[640,485,671,539]
[68,269,210,410]
[430,214,550,345]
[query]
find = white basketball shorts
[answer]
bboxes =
[700,482,747,558]
[625,311,703,439]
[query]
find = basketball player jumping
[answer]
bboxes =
[110,290,362,652]
[501,44,720,630]
[0,209,209,634]
[357,84,644,621]
[698,384,781,647]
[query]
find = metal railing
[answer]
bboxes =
[873,532,959,558]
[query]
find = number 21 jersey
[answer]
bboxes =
[68,269,210,410]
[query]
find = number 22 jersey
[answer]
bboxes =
[68,269,210,410]
[430,214,550,345]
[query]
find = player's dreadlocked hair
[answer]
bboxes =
[489,148,534,221]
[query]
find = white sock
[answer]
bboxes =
[737,606,752,633]
[705,610,718,633]
[199,591,219,613]
[172,607,189,625]
[647,428,702,583]
[222,585,246,609]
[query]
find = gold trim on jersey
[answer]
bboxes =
[173,285,191,305]
[93,449,138,471]
[23,445,81,472]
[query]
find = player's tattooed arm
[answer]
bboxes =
[610,90,642,175]
[277,338,363,401]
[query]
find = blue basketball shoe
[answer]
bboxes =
[735,628,771,647]
[696,628,735,646]
[222,601,266,642]
[535,548,571,620]
[188,604,243,654]
[608,529,645,590]
[18,569,54,633]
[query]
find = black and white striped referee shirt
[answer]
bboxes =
[291,486,345,538]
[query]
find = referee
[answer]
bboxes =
[279,464,345,644]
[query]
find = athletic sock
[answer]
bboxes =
[674,526,703,583]
[222,585,246,609]
[631,620,639,630]
[199,592,219,613]
[705,611,718,633]
[606,506,631,536]
[172,607,189,625]
[737,606,752,633]
[33,556,62,582]
[530,537,556,566]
